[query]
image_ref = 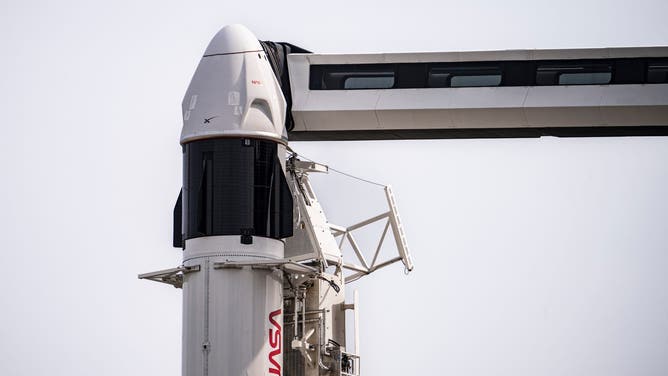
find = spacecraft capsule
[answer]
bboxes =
[181,24,288,145]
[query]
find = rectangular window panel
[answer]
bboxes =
[537,63,611,85]
[451,74,502,87]
[428,66,502,88]
[558,72,612,85]
[427,72,451,88]
[313,64,396,89]
[343,75,395,89]
[647,63,668,84]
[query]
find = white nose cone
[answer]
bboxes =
[181,25,287,144]
[204,24,263,55]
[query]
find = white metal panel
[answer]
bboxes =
[291,46,668,65]
[203,24,263,55]
[446,87,529,128]
[182,236,284,376]
[601,84,668,106]
[284,169,343,264]
[608,47,668,58]
[523,86,605,126]
[181,25,287,144]
[290,85,668,132]
[601,86,668,125]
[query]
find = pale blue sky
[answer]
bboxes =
[1,1,667,375]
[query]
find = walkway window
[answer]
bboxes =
[343,74,395,89]
[647,62,668,84]
[428,66,502,88]
[451,74,502,87]
[317,65,396,90]
[559,72,612,85]
[537,63,612,85]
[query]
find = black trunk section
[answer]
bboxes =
[177,138,293,247]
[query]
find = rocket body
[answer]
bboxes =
[178,25,292,376]
[182,237,284,376]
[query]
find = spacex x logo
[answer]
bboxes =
[203,116,219,124]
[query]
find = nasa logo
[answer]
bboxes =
[251,79,262,85]
[268,309,282,375]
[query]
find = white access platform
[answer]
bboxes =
[287,47,668,140]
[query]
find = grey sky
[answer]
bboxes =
[1,0,667,375]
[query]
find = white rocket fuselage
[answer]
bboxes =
[182,237,284,375]
[179,24,291,376]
